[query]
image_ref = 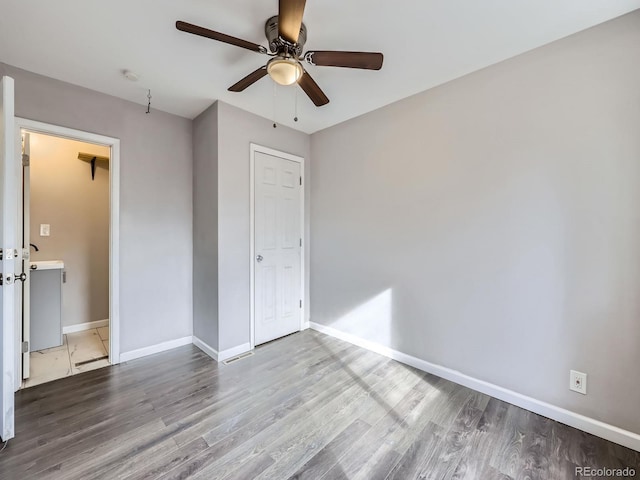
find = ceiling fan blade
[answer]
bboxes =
[298,71,329,107]
[304,51,384,70]
[176,21,265,53]
[278,0,306,44]
[228,66,268,92]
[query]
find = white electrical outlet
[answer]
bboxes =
[40,224,50,237]
[570,370,587,395]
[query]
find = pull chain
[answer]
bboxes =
[146,89,152,114]
[294,88,299,123]
[272,82,277,128]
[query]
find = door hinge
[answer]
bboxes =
[299,176,302,186]
[0,248,17,261]
[299,300,302,308]
[22,341,29,353]
[22,153,30,167]
[299,238,302,247]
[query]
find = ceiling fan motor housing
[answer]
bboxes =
[265,15,307,57]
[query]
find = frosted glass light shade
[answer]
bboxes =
[267,58,303,86]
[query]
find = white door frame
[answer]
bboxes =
[14,118,121,377]
[249,143,305,349]
[21,132,31,380]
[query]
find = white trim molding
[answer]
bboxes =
[218,343,252,362]
[192,338,252,363]
[192,336,219,361]
[109,138,121,364]
[123,337,252,364]
[310,322,640,452]
[62,319,109,334]
[14,117,121,365]
[120,336,193,363]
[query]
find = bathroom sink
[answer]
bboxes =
[30,260,64,270]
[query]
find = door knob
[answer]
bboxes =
[14,272,27,282]
[256,255,263,262]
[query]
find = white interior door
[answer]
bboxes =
[254,151,302,346]
[1,76,17,441]
[21,132,30,379]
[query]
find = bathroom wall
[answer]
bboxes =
[29,134,110,328]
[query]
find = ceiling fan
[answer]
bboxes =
[176,0,384,107]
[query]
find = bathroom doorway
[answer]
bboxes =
[14,119,120,390]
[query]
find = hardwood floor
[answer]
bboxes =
[0,329,638,479]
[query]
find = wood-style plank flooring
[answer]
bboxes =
[0,329,638,479]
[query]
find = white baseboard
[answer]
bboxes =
[218,343,252,362]
[302,322,310,330]
[310,322,640,452]
[193,336,219,361]
[120,336,193,363]
[191,337,252,363]
[63,319,109,334]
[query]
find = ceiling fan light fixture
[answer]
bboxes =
[267,57,303,86]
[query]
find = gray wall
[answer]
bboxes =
[310,10,640,435]
[193,103,219,349]
[1,63,193,353]
[217,101,310,351]
[30,134,110,327]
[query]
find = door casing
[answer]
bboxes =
[13,117,121,391]
[249,143,305,349]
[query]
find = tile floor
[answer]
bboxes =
[23,326,110,388]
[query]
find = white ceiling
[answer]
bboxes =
[1,1,638,133]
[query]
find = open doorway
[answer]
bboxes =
[22,132,109,387]
[14,119,120,391]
